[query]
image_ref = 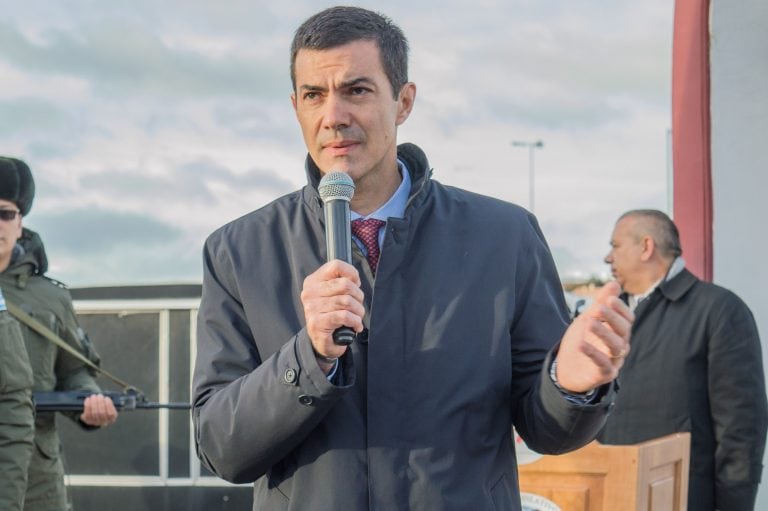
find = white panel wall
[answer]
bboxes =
[710,0,768,507]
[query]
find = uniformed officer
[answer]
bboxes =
[0,287,34,511]
[0,157,119,511]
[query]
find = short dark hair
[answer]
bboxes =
[620,209,682,260]
[290,6,409,99]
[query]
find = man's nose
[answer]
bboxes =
[322,94,350,131]
[604,252,613,264]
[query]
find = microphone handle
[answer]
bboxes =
[324,199,356,346]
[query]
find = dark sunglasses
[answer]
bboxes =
[0,209,21,221]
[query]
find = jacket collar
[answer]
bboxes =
[656,267,698,302]
[620,267,698,316]
[2,228,47,289]
[624,268,698,324]
[6,228,47,274]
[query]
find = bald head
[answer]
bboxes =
[618,209,681,261]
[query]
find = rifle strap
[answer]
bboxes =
[6,300,133,391]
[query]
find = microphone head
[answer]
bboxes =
[318,171,355,203]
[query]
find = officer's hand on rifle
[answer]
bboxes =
[80,394,118,427]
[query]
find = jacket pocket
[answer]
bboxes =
[267,453,296,499]
[490,473,519,511]
[33,427,61,460]
[0,313,34,392]
[254,476,289,509]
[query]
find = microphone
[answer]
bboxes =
[318,171,357,346]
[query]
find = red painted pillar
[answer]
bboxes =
[672,0,713,281]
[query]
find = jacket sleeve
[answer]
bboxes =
[192,235,355,484]
[708,293,768,511]
[508,214,614,454]
[52,291,102,427]
[0,312,34,511]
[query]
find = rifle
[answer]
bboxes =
[8,300,191,414]
[33,389,191,413]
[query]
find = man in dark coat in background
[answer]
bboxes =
[600,209,768,511]
[193,7,634,510]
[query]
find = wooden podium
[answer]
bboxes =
[518,433,690,511]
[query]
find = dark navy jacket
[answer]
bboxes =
[599,268,767,511]
[193,143,614,511]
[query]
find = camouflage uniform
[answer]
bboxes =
[0,289,35,511]
[0,229,102,511]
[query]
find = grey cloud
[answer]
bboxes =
[414,92,625,136]
[407,3,670,103]
[26,141,79,160]
[494,37,670,105]
[214,103,298,141]
[138,0,290,33]
[0,98,66,135]
[27,206,201,287]
[26,208,199,286]
[531,100,622,130]
[0,20,286,99]
[407,4,670,131]
[486,96,625,130]
[0,1,674,286]
[0,98,106,160]
[81,158,295,205]
[179,158,297,195]
[30,208,182,254]
[54,241,203,287]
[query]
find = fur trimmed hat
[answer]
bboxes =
[0,157,35,216]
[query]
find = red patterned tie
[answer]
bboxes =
[351,218,386,274]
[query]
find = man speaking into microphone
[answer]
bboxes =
[192,7,633,511]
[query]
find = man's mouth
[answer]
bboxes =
[323,140,359,156]
[324,139,358,148]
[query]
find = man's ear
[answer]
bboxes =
[640,235,655,262]
[395,82,416,126]
[291,92,298,113]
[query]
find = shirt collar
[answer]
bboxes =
[351,159,411,222]
[665,256,686,281]
[628,257,686,311]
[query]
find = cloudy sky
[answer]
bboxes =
[1,1,673,287]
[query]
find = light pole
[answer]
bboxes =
[511,139,544,213]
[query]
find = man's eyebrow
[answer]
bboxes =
[340,77,375,88]
[298,77,375,92]
[298,84,326,92]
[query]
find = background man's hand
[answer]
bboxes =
[80,394,118,427]
[300,260,365,370]
[555,281,634,393]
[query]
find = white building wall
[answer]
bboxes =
[709,0,768,507]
